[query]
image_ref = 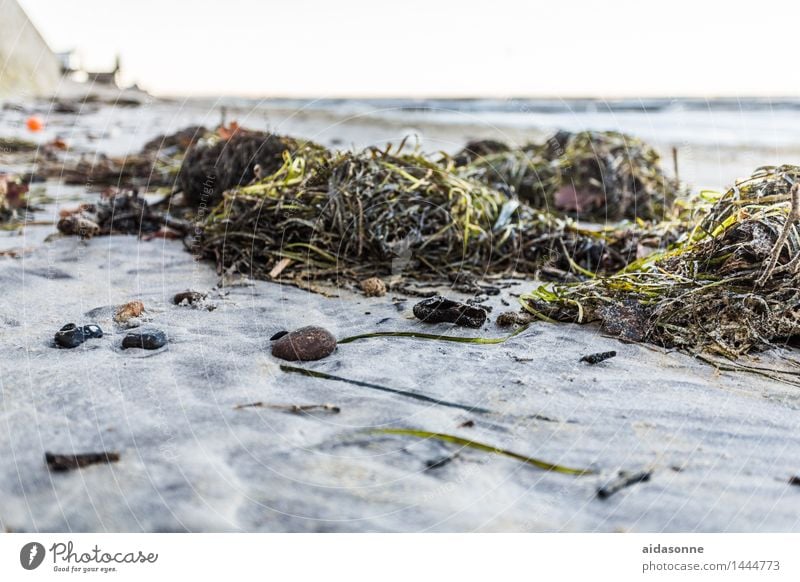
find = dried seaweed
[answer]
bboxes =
[196,144,673,286]
[522,165,800,356]
[57,189,190,238]
[178,130,325,206]
[455,130,681,222]
[42,128,205,188]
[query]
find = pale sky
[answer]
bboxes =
[16,0,800,98]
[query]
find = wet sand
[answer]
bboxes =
[1,99,799,532]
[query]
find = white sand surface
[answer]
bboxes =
[1,100,799,532]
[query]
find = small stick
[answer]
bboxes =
[757,183,800,287]
[671,146,679,185]
[45,451,120,472]
[597,470,652,499]
[233,402,340,414]
[580,350,617,365]
[269,258,293,279]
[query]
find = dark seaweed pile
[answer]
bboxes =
[196,145,675,285]
[177,131,326,206]
[456,130,680,222]
[522,165,800,355]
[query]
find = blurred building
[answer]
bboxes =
[0,0,61,96]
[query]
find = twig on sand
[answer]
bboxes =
[234,402,340,414]
[757,183,800,287]
[597,470,652,499]
[580,350,617,365]
[45,451,120,472]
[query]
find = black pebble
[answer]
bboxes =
[270,330,289,341]
[82,324,103,338]
[122,330,167,350]
[54,323,86,349]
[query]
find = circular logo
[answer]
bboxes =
[19,542,46,570]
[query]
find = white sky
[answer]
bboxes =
[16,0,800,98]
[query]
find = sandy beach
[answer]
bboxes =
[1,98,800,533]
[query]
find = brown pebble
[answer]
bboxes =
[173,290,207,305]
[271,326,336,361]
[360,277,387,297]
[57,215,100,239]
[496,311,534,327]
[114,300,145,323]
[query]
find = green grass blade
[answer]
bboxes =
[339,323,531,345]
[374,428,595,475]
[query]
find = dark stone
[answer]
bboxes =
[271,326,336,361]
[270,330,289,341]
[121,329,167,350]
[54,323,87,348]
[173,290,207,305]
[82,324,104,338]
[412,296,488,328]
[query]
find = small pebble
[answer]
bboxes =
[121,329,167,350]
[54,323,104,349]
[173,290,207,305]
[496,311,534,327]
[82,324,103,338]
[360,277,387,297]
[114,300,145,324]
[271,326,336,361]
[54,323,86,348]
[270,330,289,341]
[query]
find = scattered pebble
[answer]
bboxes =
[496,311,534,327]
[45,451,119,472]
[54,323,103,349]
[271,326,336,361]
[412,296,487,328]
[360,277,387,297]
[121,329,167,350]
[114,300,145,324]
[56,215,100,239]
[82,324,104,338]
[580,351,617,365]
[173,290,207,305]
[270,330,289,341]
[789,475,800,486]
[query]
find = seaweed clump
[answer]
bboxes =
[42,127,208,188]
[521,165,800,356]
[456,130,680,222]
[195,145,659,286]
[57,189,189,238]
[177,127,326,207]
[0,174,29,223]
